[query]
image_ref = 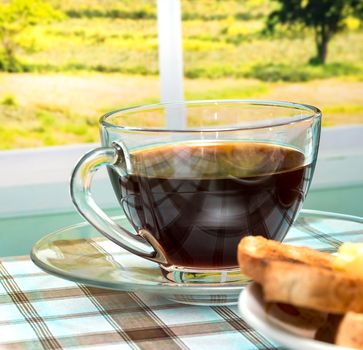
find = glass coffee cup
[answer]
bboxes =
[70,100,321,282]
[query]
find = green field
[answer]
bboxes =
[19,1,363,80]
[0,0,362,149]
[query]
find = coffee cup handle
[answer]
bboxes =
[70,143,167,264]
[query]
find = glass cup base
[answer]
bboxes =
[160,265,247,284]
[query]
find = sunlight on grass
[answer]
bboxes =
[1,95,17,106]
[14,10,363,81]
[323,104,363,114]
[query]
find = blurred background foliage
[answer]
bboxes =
[0,0,362,149]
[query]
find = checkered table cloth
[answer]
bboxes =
[1,213,362,350]
[0,255,280,350]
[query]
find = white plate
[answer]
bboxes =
[239,283,353,350]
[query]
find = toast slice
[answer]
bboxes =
[237,235,334,284]
[263,260,363,314]
[238,236,363,314]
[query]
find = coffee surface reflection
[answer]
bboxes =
[109,141,310,269]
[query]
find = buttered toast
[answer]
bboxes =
[237,236,334,284]
[238,236,363,314]
[238,236,363,349]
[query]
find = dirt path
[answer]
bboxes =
[0,73,160,117]
[0,73,362,126]
[264,79,363,126]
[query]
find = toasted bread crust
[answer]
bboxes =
[238,236,334,283]
[238,236,363,314]
[336,312,363,349]
[263,261,363,314]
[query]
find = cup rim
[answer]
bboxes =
[100,99,322,133]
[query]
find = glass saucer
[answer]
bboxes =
[31,210,363,306]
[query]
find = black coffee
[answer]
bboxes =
[109,142,310,269]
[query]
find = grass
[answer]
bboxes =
[3,1,363,80]
[18,20,363,81]
[6,2,362,81]
[1,95,17,106]
[53,0,271,21]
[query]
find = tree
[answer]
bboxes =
[0,0,63,72]
[266,0,363,64]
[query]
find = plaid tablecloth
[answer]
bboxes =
[0,255,281,350]
[1,212,363,350]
